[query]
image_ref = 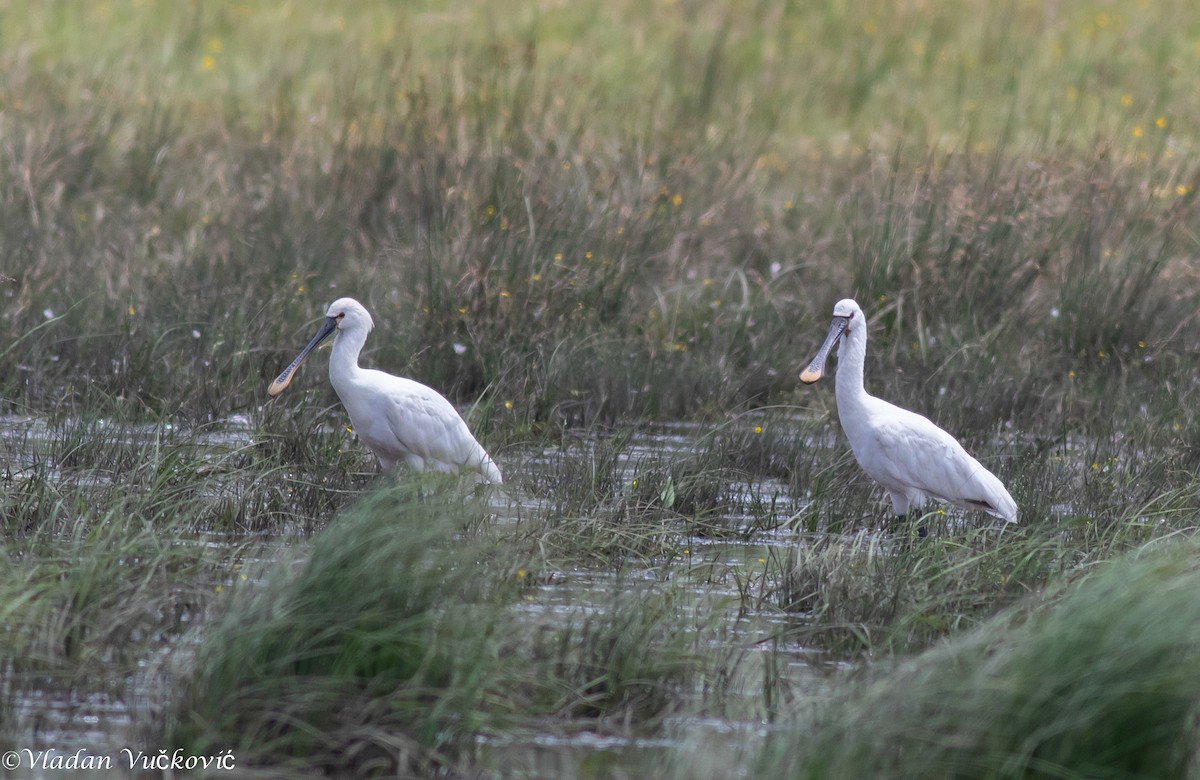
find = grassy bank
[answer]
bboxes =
[757,540,1200,779]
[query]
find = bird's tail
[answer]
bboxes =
[481,456,504,485]
[472,447,503,485]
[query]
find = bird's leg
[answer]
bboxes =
[893,514,927,538]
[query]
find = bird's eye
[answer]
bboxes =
[336,313,345,320]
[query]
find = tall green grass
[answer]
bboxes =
[166,479,731,774]
[3,1,1199,431]
[758,539,1200,779]
[166,483,504,776]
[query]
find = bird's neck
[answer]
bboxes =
[835,325,870,410]
[328,328,367,387]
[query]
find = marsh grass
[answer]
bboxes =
[4,0,1200,776]
[4,32,1198,433]
[166,482,504,776]
[777,525,1044,656]
[0,410,369,750]
[0,518,214,672]
[522,429,634,517]
[501,586,714,727]
[167,481,730,775]
[778,438,1200,657]
[759,539,1200,779]
[777,354,1200,660]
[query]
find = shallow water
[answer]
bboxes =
[0,414,831,778]
[469,425,824,776]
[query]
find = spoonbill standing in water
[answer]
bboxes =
[268,298,503,483]
[800,299,1016,530]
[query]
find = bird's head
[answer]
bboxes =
[800,298,863,384]
[267,298,375,397]
[325,298,374,334]
[831,298,862,332]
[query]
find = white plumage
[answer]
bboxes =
[801,298,1016,525]
[268,298,503,483]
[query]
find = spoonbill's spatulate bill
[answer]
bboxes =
[268,298,503,483]
[801,298,1016,526]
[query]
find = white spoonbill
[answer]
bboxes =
[267,298,503,483]
[800,299,1016,528]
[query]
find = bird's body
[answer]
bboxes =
[268,298,503,484]
[801,299,1016,524]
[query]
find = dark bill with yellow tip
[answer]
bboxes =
[267,317,337,397]
[800,316,849,384]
